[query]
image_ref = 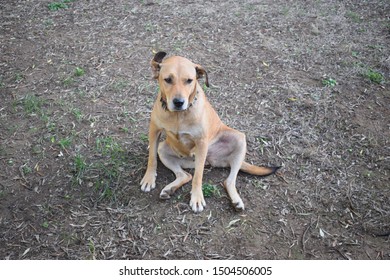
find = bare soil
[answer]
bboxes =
[0,0,389,260]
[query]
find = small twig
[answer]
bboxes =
[301,220,314,255]
[331,247,352,260]
[19,165,28,183]
[275,171,288,184]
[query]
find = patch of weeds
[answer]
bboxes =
[112,79,130,92]
[88,239,96,259]
[173,41,184,51]
[351,51,359,58]
[281,7,289,16]
[202,183,220,198]
[73,154,87,185]
[43,19,54,27]
[14,72,24,83]
[154,224,162,234]
[119,127,129,133]
[256,136,270,155]
[22,164,33,175]
[48,2,68,11]
[0,190,5,200]
[58,137,72,150]
[93,137,127,201]
[140,133,148,143]
[40,113,50,124]
[62,66,85,86]
[42,221,49,229]
[0,145,6,157]
[22,94,44,115]
[48,0,75,11]
[46,121,57,132]
[94,175,115,200]
[252,180,269,191]
[322,77,337,87]
[364,69,384,84]
[363,170,373,178]
[145,22,155,32]
[60,232,79,245]
[74,89,86,98]
[345,11,362,23]
[63,77,74,87]
[7,125,18,135]
[74,67,85,77]
[96,137,124,158]
[32,144,44,155]
[72,108,83,122]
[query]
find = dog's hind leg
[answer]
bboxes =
[224,132,247,211]
[157,141,193,199]
[208,129,247,211]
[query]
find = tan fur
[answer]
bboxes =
[140,52,279,213]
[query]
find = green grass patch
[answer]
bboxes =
[322,77,337,87]
[48,2,68,11]
[72,154,87,185]
[0,190,5,200]
[22,164,33,175]
[14,72,24,83]
[74,67,85,77]
[72,108,83,122]
[345,11,362,23]
[96,137,124,158]
[364,69,384,84]
[0,76,5,88]
[48,0,75,11]
[62,67,85,87]
[42,221,50,229]
[93,137,127,201]
[58,137,72,150]
[139,133,148,143]
[63,77,74,87]
[22,94,45,115]
[112,79,130,92]
[202,183,220,198]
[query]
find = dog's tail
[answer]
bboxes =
[240,161,281,176]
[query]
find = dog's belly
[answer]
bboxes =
[165,130,235,168]
[206,134,235,168]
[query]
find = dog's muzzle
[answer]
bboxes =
[172,97,186,111]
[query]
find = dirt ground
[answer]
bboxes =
[1,0,389,260]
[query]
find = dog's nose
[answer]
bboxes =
[173,98,185,109]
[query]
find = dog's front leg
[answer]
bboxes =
[190,140,208,213]
[140,122,161,192]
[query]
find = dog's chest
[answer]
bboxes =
[167,130,195,146]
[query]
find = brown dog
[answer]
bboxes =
[140,52,279,213]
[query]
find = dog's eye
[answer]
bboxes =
[164,77,173,84]
[186,79,193,84]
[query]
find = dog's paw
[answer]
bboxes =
[159,187,174,199]
[232,199,245,211]
[140,172,156,192]
[190,191,206,213]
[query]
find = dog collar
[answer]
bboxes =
[160,97,168,111]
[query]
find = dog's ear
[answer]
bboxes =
[151,51,167,79]
[195,65,209,87]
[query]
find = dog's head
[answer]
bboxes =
[151,52,209,112]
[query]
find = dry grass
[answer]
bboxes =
[0,0,389,259]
